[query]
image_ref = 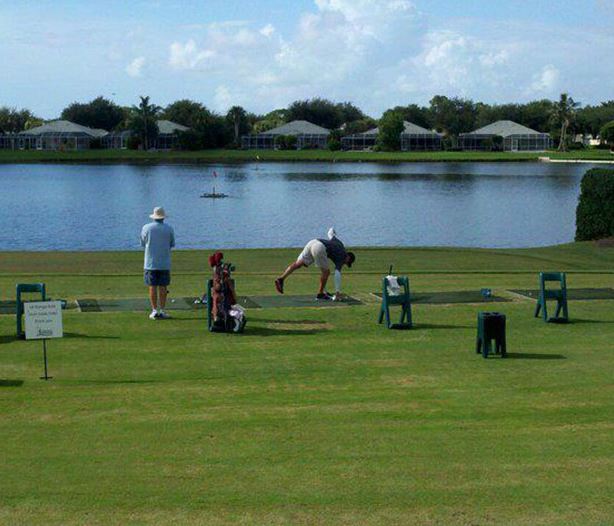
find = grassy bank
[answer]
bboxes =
[0,148,613,164]
[1,244,613,525]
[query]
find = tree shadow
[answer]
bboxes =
[246,326,328,337]
[0,379,24,387]
[567,319,614,325]
[413,323,474,330]
[505,353,566,360]
[255,318,329,325]
[82,379,161,385]
[63,332,120,339]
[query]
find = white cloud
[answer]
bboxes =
[393,30,516,98]
[169,40,215,69]
[214,85,232,111]
[529,64,560,94]
[159,1,612,114]
[259,24,275,38]
[125,56,145,77]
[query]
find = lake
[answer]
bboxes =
[0,161,597,251]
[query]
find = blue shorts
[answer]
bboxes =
[144,270,171,287]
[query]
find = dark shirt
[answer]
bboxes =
[318,237,347,271]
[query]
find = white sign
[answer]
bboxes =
[24,301,63,340]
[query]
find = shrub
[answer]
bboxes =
[275,135,297,150]
[482,137,495,151]
[127,135,141,150]
[328,138,341,151]
[567,141,586,150]
[575,168,614,241]
[176,129,204,151]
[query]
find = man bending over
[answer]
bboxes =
[275,228,355,300]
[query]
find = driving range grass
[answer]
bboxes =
[1,148,613,164]
[1,245,613,525]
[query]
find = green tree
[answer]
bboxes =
[60,96,125,131]
[388,104,432,129]
[600,121,614,148]
[129,96,160,150]
[162,99,212,128]
[287,98,366,129]
[520,100,555,132]
[0,107,39,133]
[429,96,477,136]
[163,100,231,148]
[343,118,378,136]
[577,101,614,136]
[252,109,288,133]
[377,110,404,151]
[337,102,365,125]
[226,106,249,145]
[552,93,580,152]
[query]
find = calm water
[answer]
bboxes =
[0,162,597,250]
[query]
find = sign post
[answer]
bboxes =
[24,301,63,380]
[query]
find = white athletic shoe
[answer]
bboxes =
[157,310,171,319]
[149,310,158,320]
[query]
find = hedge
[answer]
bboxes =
[575,168,614,241]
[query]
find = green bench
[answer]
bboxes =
[534,272,569,323]
[377,276,413,330]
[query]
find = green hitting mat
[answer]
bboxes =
[372,290,510,305]
[511,288,614,301]
[75,295,361,312]
[248,294,362,309]
[0,301,17,315]
[76,297,204,313]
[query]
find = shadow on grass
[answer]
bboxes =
[246,326,328,337]
[413,323,473,330]
[255,318,329,325]
[505,352,566,360]
[0,379,24,387]
[0,335,19,345]
[63,332,120,340]
[567,318,614,325]
[82,379,161,385]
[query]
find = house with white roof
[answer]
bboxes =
[459,120,552,151]
[242,120,330,149]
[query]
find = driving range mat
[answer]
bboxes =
[76,295,359,312]
[372,290,509,304]
[0,301,17,315]
[76,297,207,313]
[248,294,362,309]
[510,288,614,301]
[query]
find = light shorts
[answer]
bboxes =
[298,239,329,269]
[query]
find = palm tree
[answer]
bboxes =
[227,106,247,145]
[552,93,579,152]
[132,96,161,149]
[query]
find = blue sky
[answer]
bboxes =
[2,0,613,118]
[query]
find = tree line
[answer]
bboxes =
[1,94,613,151]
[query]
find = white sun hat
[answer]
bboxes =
[149,206,167,219]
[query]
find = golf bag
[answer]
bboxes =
[208,251,246,333]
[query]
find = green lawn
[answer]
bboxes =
[1,148,613,164]
[1,244,613,525]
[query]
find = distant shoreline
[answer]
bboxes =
[1,149,612,165]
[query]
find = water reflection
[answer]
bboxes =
[0,161,598,250]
